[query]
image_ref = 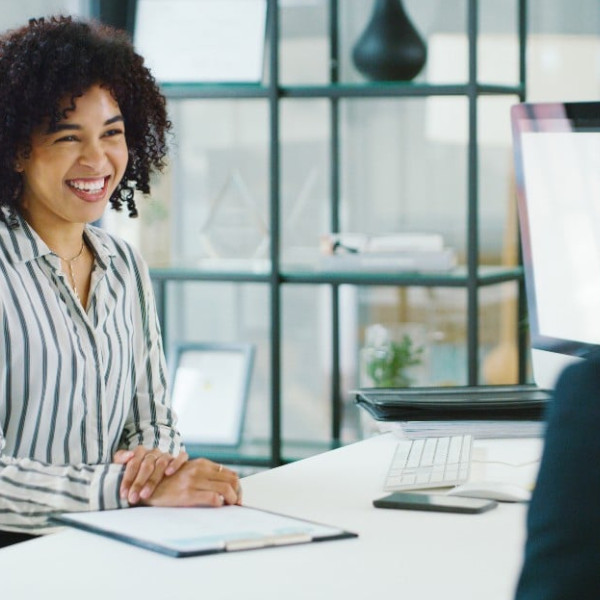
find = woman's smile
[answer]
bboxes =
[66,176,111,202]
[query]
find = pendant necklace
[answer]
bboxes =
[55,240,86,304]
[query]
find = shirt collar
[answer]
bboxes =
[0,213,117,266]
[0,214,50,264]
[84,224,117,269]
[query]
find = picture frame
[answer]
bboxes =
[169,342,255,448]
[134,0,269,83]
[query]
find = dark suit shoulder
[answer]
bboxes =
[515,357,600,599]
[550,356,600,418]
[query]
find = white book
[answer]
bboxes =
[320,232,446,254]
[319,248,457,273]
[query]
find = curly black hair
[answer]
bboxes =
[0,15,171,225]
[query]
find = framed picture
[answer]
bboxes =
[169,342,255,447]
[134,0,268,83]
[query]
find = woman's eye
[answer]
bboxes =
[55,135,78,143]
[104,128,124,137]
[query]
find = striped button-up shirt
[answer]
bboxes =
[0,215,181,533]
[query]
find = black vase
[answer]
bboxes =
[352,0,427,82]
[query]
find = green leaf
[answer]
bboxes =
[365,334,424,388]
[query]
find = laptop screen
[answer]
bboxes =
[511,101,600,388]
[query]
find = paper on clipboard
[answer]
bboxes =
[53,506,357,558]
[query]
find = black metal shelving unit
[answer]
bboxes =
[150,0,528,468]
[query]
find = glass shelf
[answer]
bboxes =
[160,81,524,100]
[150,265,523,287]
[150,259,272,283]
[160,82,269,99]
[281,265,523,286]
[282,81,524,99]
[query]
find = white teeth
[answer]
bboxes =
[68,179,105,192]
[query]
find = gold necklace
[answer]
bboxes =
[55,240,86,304]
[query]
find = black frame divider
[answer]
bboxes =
[132,0,528,468]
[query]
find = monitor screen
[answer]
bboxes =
[511,101,600,389]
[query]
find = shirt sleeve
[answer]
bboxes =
[0,438,128,534]
[119,252,183,455]
[0,287,129,535]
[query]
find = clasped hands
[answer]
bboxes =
[113,447,241,507]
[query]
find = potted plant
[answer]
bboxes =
[362,324,425,388]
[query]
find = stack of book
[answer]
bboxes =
[319,233,457,273]
[354,385,551,439]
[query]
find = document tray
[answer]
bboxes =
[354,385,551,422]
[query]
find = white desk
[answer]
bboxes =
[1,434,542,600]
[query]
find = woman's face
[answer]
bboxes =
[18,84,129,228]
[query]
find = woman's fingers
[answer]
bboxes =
[124,450,162,503]
[112,448,134,464]
[138,450,190,501]
[165,450,188,476]
[141,459,242,507]
[138,454,171,501]
[115,446,189,504]
[202,460,241,505]
[118,446,148,500]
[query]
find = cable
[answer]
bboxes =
[471,458,541,468]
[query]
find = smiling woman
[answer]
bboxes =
[0,16,241,547]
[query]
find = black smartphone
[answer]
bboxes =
[373,491,497,514]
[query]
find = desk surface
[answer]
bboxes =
[1,434,541,600]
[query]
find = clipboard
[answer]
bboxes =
[52,505,357,558]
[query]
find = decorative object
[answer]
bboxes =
[352,0,427,82]
[170,342,255,447]
[361,324,425,388]
[135,0,268,83]
[199,169,269,260]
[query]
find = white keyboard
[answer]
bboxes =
[384,435,473,491]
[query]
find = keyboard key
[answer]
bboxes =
[447,435,463,465]
[384,435,472,491]
[405,440,424,469]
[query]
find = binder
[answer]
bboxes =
[52,505,357,558]
[354,384,551,422]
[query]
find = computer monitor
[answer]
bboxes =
[511,101,600,389]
